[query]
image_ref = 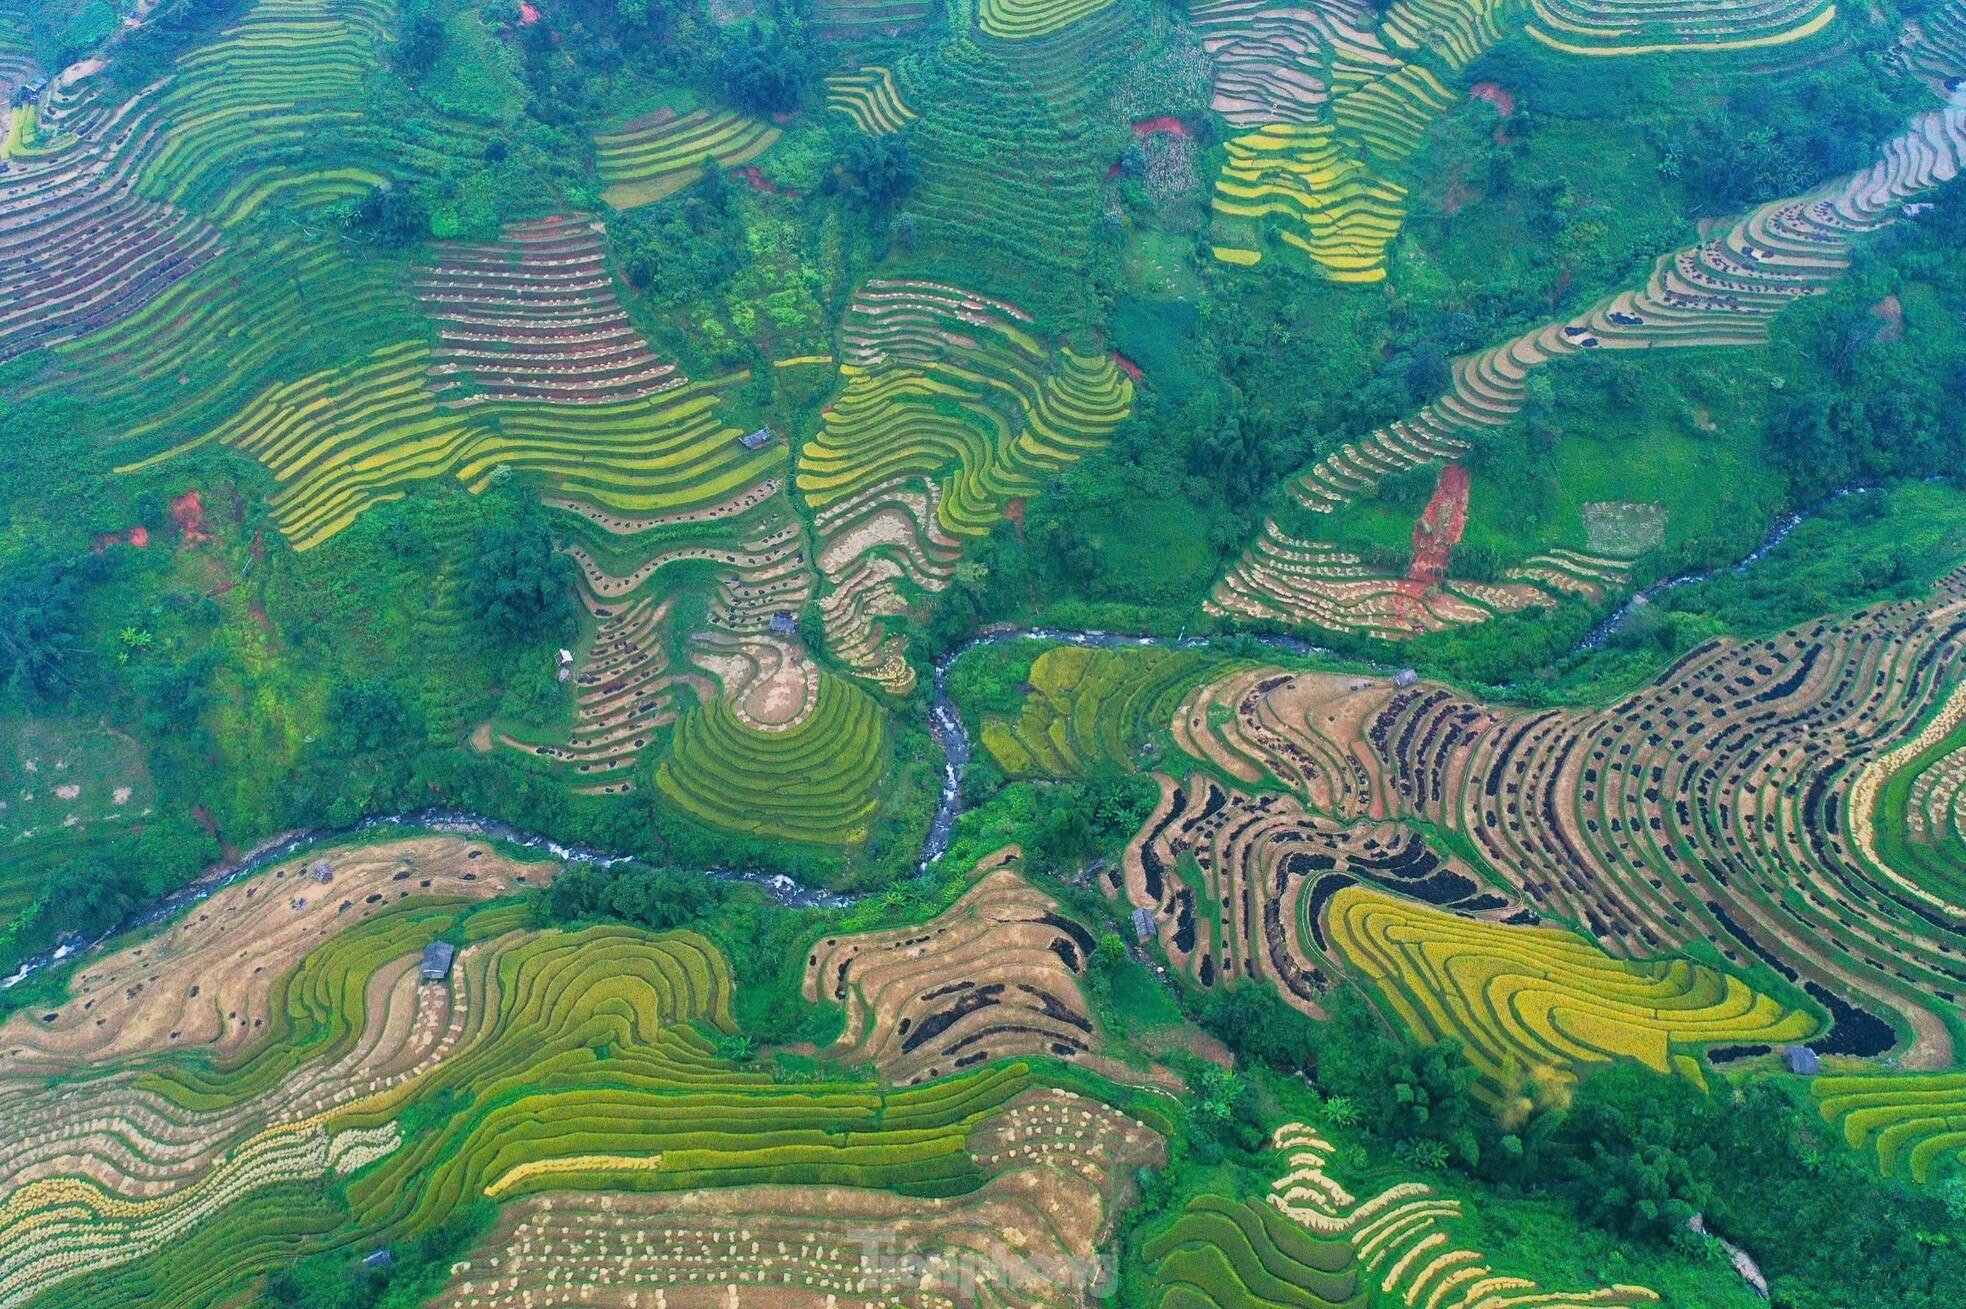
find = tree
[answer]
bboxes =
[0,557,94,704]
[720,22,807,114]
[345,182,429,246]
[841,133,917,211]
[327,678,417,755]
[395,5,445,78]
[464,515,576,640]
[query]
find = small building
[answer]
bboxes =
[769,610,798,636]
[420,941,457,982]
[362,1249,395,1272]
[738,427,775,451]
[1393,668,1419,688]
[310,860,334,884]
[11,80,46,108]
[1784,1044,1821,1076]
[1131,907,1156,943]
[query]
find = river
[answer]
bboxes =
[4,490,1862,992]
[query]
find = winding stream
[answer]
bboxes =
[1,490,1864,994]
[1,808,856,992]
[1574,485,1873,653]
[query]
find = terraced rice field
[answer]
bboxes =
[1196,0,1505,279]
[1148,1124,1660,1309]
[1324,884,1815,1095]
[905,14,1129,303]
[512,489,819,792]
[1855,688,1966,918]
[416,215,687,407]
[1210,522,1627,639]
[1157,583,1966,1068]
[824,66,919,134]
[436,1086,1162,1309]
[595,108,782,210]
[1210,124,1408,280]
[977,0,1117,40]
[1145,1193,1369,1309]
[982,646,1233,777]
[1121,767,1525,1009]
[1815,1071,1966,1181]
[146,338,770,550]
[1526,0,1839,56]
[1898,0,1966,82]
[54,234,409,465]
[655,670,887,846]
[801,278,1131,692]
[1214,93,1966,632]
[812,0,936,38]
[806,849,1114,1083]
[128,0,401,213]
[0,87,224,364]
[0,830,1169,1307]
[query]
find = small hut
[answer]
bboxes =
[421,942,457,982]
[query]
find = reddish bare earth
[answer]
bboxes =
[172,490,213,545]
[1402,462,1470,594]
[1469,82,1515,117]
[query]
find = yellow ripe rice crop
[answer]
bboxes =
[144,342,770,550]
[1815,1072,1966,1182]
[1211,124,1407,282]
[1323,886,1816,1097]
[824,67,918,134]
[595,108,782,209]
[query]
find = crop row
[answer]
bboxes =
[595,108,781,210]
[1324,883,1816,1097]
[1526,0,1838,55]
[1211,124,1407,281]
[1165,578,1966,1071]
[982,645,1232,777]
[655,669,886,846]
[824,66,919,135]
[806,850,1105,1083]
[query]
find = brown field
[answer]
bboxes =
[0,836,548,1074]
[805,850,1125,1085]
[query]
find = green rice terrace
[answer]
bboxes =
[3,0,1966,1302]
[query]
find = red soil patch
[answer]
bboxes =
[1004,496,1026,538]
[1110,349,1143,382]
[1871,294,1905,344]
[1401,462,1470,594]
[519,1,540,24]
[171,490,214,545]
[1469,82,1515,117]
[734,165,798,198]
[250,528,265,562]
[1131,116,1192,139]
[93,526,150,552]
